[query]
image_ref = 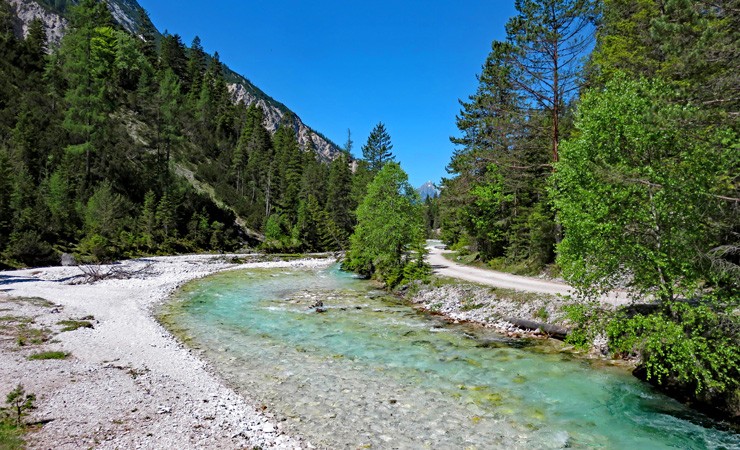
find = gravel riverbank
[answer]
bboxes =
[0,254,334,449]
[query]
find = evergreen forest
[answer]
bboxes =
[0,0,386,268]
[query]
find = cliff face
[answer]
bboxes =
[228,83,341,162]
[8,0,344,162]
[7,0,67,44]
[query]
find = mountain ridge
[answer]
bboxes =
[7,0,343,161]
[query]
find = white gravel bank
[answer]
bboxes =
[0,254,334,449]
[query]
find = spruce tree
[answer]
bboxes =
[361,122,395,172]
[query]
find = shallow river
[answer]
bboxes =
[160,264,738,449]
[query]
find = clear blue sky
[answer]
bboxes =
[138,0,517,188]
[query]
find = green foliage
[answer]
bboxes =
[58,319,94,332]
[0,0,358,267]
[590,0,739,119]
[0,421,24,450]
[344,162,427,286]
[27,351,69,360]
[442,40,557,269]
[608,302,739,397]
[561,302,609,350]
[552,75,736,301]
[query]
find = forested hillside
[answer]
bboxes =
[0,0,359,268]
[442,0,738,418]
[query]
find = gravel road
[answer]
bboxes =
[425,241,631,306]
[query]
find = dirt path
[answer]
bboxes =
[425,241,630,306]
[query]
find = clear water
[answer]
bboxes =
[160,264,739,449]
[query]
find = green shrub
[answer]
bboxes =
[561,302,609,350]
[607,302,739,396]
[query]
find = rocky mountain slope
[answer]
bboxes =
[418,181,439,200]
[7,0,343,161]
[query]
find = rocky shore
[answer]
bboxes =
[0,254,334,449]
[407,280,612,349]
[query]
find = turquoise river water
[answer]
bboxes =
[160,264,739,449]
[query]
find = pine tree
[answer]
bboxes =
[272,122,303,223]
[156,69,182,178]
[325,153,354,246]
[505,0,597,162]
[159,33,188,83]
[187,36,207,98]
[361,122,395,172]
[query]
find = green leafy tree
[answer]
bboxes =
[551,75,737,301]
[344,162,426,285]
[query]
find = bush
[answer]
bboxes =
[561,302,611,350]
[607,302,739,398]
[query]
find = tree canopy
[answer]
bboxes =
[344,162,427,286]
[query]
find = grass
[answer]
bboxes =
[15,324,52,347]
[534,306,550,320]
[0,421,24,450]
[27,351,69,360]
[2,297,55,308]
[460,301,486,311]
[58,319,94,332]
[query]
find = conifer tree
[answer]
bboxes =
[361,122,395,172]
[325,153,354,245]
[505,0,597,162]
[59,0,116,189]
[187,36,207,99]
[159,32,188,83]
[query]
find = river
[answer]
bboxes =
[159,264,738,449]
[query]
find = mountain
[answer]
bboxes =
[0,0,361,267]
[6,0,343,161]
[418,181,439,200]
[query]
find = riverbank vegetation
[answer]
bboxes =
[441,0,738,420]
[343,162,428,287]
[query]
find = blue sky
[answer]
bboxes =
[138,1,517,188]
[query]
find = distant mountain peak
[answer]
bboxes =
[418,181,439,200]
